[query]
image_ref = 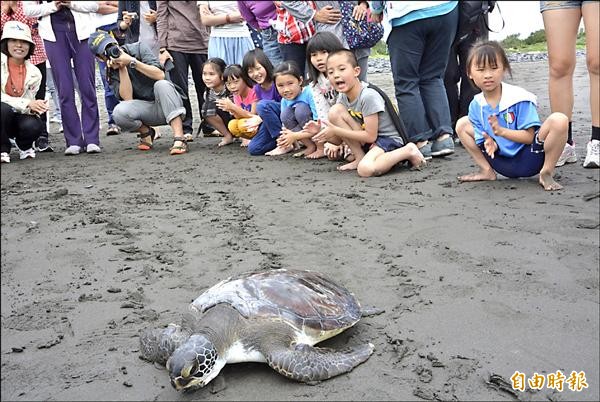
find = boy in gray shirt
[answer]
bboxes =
[308,49,426,176]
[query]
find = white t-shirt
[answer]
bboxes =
[197,0,251,38]
[94,12,118,29]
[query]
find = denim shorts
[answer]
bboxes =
[479,131,545,178]
[364,135,405,153]
[540,1,594,12]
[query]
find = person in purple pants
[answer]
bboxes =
[24,0,100,155]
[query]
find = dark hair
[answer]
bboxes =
[203,57,227,77]
[326,49,358,68]
[306,32,345,84]
[0,38,35,60]
[223,64,255,89]
[273,60,304,84]
[466,40,513,87]
[242,48,275,84]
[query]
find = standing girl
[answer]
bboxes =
[23,1,101,155]
[198,1,254,66]
[217,64,258,146]
[201,57,235,147]
[304,31,344,159]
[269,61,318,156]
[456,41,568,191]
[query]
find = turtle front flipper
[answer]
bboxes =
[140,324,191,365]
[265,342,374,384]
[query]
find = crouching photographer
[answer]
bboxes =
[88,30,188,155]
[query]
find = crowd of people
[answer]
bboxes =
[1,1,598,191]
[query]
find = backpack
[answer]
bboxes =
[454,1,502,46]
[366,83,409,146]
[339,1,384,50]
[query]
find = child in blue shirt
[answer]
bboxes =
[456,41,568,191]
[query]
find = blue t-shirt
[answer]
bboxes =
[280,86,319,121]
[469,82,541,158]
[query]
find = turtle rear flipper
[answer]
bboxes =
[266,343,374,384]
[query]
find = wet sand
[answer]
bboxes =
[1,57,598,401]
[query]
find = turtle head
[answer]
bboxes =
[166,334,225,391]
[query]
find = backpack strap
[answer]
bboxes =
[366,83,409,145]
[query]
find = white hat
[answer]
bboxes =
[1,21,35,47]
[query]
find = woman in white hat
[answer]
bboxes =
[1,20,47,163]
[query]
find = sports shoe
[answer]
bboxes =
[86,144,102,153]
[34,136,54,152]
[1,152,10,163]
[19,148,36,160]
[64,145,81,155]
[418,141,432,160]
[431,135,455,157]
[555,143,577,167]
[106,124,121,136]
[583,139,599,168]
[183,133,194,142]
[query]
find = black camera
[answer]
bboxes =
[105,44,122,59]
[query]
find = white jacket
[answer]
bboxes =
[22,1,98,42]
[1,53,42,114]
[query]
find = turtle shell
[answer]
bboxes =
[190,269,362,341]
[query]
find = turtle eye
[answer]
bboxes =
[181,362,196,378]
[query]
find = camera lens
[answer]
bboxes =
[106,45,121,59]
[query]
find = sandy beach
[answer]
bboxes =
[1,56,598,401]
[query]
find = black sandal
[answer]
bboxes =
[169,136,188,155]
[137,127,156,151]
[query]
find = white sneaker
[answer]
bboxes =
[555,143,577,167]
[583,139,599,168]
[86,144,102,153]
[64,145,81,155]
[1,152,10,163]
[19,148,36,160]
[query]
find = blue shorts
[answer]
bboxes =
[363,135,405,153]
[479,133,545,178]
[540,1,595,12]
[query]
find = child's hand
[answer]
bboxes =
[277,127,296,148]
[482,132,498,159]
[242,115,262,132]
[311,120,334,144]
[216,98,234,113]
[303,119,322,135]
[487,115,505,137]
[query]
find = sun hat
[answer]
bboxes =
[88,30,118,56]
[1,21,34,47]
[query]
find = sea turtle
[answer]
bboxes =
[139,269,377,391]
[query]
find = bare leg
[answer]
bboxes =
[455,116,497,182]
[582,2,600,127]
[293,137,316,157]
[327,104,365,171]
[169,116,187,155]
[337,138,364,171]
[206,116,234,147]
[543,8,581,121]
[265,144,294,156]
[357,143,426,177]
[306,142,325,159]
[537,113,568,190]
